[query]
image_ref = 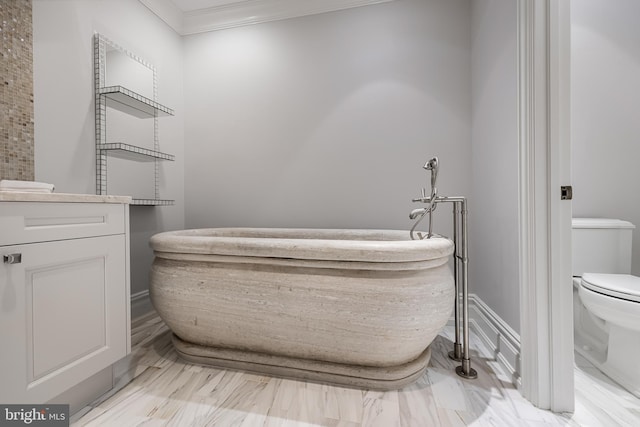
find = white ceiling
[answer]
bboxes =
[139,0,394,35]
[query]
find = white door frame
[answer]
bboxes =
[517,0,574,412]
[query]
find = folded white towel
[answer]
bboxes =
[0,180,55,193]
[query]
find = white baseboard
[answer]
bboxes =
[51,367,113,417]
[461,294,521,385]
[131,290,154,319]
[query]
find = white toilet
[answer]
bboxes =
[572,218,640,397]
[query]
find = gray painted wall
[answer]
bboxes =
[183,0,472,235]
[31,0,527,335]
[571,0,640,276]
[469,0,519,332]
[32,0,185,302]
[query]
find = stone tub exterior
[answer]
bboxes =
[149,228,454,390]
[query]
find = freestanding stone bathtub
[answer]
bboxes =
[149,228,454,390]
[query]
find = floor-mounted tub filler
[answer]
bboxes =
[410,157,477,380]
[149,157,471,389]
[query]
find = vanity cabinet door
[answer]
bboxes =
[0,234,128,403]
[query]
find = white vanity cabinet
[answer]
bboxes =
[0,195,131,404]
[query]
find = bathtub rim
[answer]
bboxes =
[151,251,449,271]
[150,227,454,264]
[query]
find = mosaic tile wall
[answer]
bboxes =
[0,0,34,181]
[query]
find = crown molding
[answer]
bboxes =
[139,0,185,34]
[139,0,394,35]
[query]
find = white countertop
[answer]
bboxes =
[0,192,132,204]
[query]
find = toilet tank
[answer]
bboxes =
[572,218,635,276]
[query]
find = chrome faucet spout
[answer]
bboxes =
[409,208,427,220]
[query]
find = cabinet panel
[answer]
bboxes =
[0,235,128,403]
[0,202,125,246]
[30,256,106,380]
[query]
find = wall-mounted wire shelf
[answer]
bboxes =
[99,86,174,118]
[94,33,175,206]
[97,143,175,162]
[131,198,175,206]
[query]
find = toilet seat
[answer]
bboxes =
[582,273,640,303]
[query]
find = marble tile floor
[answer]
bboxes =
[72,314,640,426]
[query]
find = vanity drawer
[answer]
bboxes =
[0,202,126,246]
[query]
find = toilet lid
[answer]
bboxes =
[581,273,640,303]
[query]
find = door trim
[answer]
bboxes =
[517,0,574,412]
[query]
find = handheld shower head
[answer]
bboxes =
[423,157,439,189]
[423,157,438,171]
